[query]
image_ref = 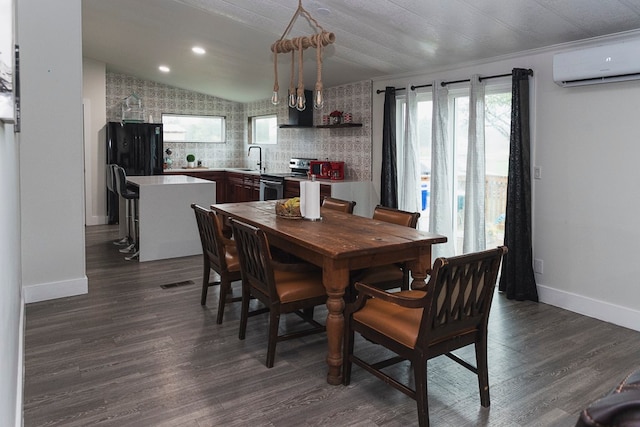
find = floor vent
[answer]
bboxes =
[160,280,195,289]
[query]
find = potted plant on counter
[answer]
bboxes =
[186,154,196,168]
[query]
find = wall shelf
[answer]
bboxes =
[315,123,362,129]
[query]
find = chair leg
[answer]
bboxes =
[113,236,129,246]
[401,264,410,291]
[216,279,230,325]
[266,309,281,368]
[476,339,490,407]
[118,242,135,253]
[238,285,251,340]
[414,358,429,427]
[127,199,134,247]
[302,307,314,321]
[201,263,211,305]
[120,198,137,258]
[342,322,355,385]
[132,198,139,252]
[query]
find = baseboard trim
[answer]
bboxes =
[538,284,640,332]
[23,276,88,303]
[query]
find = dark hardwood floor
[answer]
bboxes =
[23,225,640,426]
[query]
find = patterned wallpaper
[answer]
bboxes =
[106,73,372,180]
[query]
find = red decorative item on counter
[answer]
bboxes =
[310,161,344,180]
[329,110,343,125]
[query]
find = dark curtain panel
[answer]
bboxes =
[499,68,539,302]
[381,86,398,208]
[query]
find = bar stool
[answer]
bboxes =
[107,164,129,246]
[114,166,140,260]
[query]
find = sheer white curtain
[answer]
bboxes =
[398,85,420,213]
[429,81,455,258]
[462,75,487,253]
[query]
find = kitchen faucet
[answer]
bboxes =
[248,145,263,172]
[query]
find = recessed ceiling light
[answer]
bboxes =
[316,7,331,15]
[192,46,206,55]
[159,65,170,73]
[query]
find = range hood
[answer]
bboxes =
[279,90,314,128]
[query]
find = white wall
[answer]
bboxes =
[372,32,640,331]
[0,122,22,426]
[83,58,107,226]
[19,0,87,303]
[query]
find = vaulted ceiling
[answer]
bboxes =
[82,0,640,103]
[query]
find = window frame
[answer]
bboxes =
[394,81,512,253]
[249,114,278,145]
[161,113,226,143]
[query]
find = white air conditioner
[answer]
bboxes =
[553,38,640,87]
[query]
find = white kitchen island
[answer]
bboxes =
[125,175,216,262]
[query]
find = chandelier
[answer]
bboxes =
[270,0,335,111]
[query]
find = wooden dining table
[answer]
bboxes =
[210,200,447,385]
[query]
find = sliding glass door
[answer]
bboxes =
[396,85,511,254]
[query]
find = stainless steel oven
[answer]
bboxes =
[259,175,285,201]
[259,158,316,201]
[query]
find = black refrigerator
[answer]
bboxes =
[106,122,163,224]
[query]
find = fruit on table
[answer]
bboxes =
[276,197,301,217]
[284,197,300,209]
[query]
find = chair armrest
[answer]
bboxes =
[354,282,427,309]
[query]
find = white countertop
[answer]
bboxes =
[128,175,213,186]
[284,176,364,184]
[163,167,260,175]
[162,168,366,184]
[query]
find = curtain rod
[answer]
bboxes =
[375,68,533,94]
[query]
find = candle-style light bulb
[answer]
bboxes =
[296,94,306,111]
[288,90,296,108]
[271,91,279,105]
[313,89,324,109]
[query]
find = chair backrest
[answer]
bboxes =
[191,204,229,272]
[230,218,279,302]
[418,246,507,349]
[113,165,127,197]
[322,197,356,214]
[373,205,420,228]
[106,164,115,193]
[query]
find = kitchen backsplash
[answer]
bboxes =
[107,73,371,181]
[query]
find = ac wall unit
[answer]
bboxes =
[553,38,640,87]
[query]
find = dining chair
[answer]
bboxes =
[343,246,507,427]
[321,197,356,214]
[230,218,327,368]
[113,165,140,260]
[349,205,421,295]
[191,204,243,324]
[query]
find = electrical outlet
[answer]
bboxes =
[534,258,544,274]
[533,166,542,180]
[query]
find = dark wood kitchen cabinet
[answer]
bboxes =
[198,171,227,204]
[164,170,227,203]
[284,180,331,201]
[249,175,260,201]
[284,180,300,199]
[226,172,260,202]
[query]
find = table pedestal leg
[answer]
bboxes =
[323,261,347,385]
[409,246,432,291]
